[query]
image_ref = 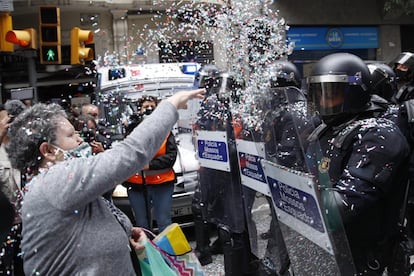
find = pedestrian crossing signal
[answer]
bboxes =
[39,6,61,64]
[40,37,61,64]
[41,45,59,62]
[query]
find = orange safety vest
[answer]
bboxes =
[126,136,175,185]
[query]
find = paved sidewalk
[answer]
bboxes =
[189,239,225,275]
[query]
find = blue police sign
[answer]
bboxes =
[198,140,228,162]
[239,152,266,183]
[268,176,324,233]
[196,130,230,171]
[261,159,334,255]
[236,139,270,195]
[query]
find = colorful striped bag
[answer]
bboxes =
[144,223,205,276]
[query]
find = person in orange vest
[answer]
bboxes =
[124,95,178,232]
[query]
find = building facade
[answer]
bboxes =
[3,0,414,77]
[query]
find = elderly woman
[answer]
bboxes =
[6,89,205,275]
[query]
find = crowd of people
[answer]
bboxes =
[0,50,413,275]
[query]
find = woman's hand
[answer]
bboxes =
[90,141,105,153]
[0,113,10,143]
[130,227,146,254]
[166,88,206,110]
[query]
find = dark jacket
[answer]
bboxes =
[0,189,14,243]
[307,115,409,271]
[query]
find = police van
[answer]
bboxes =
[97,62,201,228]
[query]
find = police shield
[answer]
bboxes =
[192,70,260,275]
[236,86,357,275]
[194,93,246,232]
[235,136,289,275]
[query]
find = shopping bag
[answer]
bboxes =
[153,223,192,255]
[143,224,205,276]
[159,249,205,276]
[138,238,178,276]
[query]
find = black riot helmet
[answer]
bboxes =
[215,72,245,100]
[391,52,414,83]
[197,68,244,100]
[268,60,302,88]
[194,64,221,95]
[307,53,371,118]
[267,61,305,107]
[367,63,397,102]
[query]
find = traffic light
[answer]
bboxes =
[39,6,61,64]
[6,28,37,49]
[0,13,13,52]
[70,27,94,65]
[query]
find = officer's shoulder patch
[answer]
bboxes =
[318,157,331,173]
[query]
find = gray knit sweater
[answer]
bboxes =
[21,101,178,275]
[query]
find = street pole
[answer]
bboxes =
[27,54,38,103]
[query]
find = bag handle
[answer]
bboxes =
[142,227,157,239]
[141,228,183,257]
[141,228,168,252]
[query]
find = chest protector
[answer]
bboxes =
[127,136,175,185]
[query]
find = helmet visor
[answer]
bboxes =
[308,82,349,116]
[393,52,414,69]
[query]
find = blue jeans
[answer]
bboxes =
[127,182,174,232]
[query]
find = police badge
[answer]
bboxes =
[318,157,331,173]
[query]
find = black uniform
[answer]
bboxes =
[390,53,414,247]
[263,90,310,170]
[306,53,410,275]
[368,61,414,275]
[394,84,414,104]
[0,189,14,244]
[307,113,409,275]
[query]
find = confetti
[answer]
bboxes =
[91,1,294,132]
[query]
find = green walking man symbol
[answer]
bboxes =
[46,49,55,61]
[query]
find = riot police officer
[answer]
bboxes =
[307,53,410,275]
[263,60,309,168]
[391,52,414,104]
[367,62,397,103]
[259,60,309,276]
[368,61,414,275]
[193,65,256,275]
[191,65,222,266]
[366,63,407,136]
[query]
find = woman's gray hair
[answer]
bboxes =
[6,103,67,173]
